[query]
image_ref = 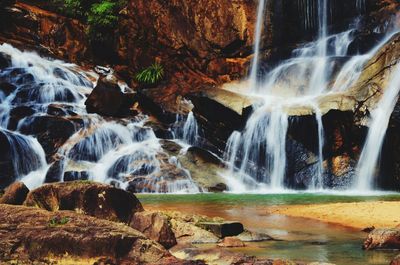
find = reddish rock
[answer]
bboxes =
[391,255,400,265]
[130,211,177,249]
[0,204,184,264]
[363,228,400,250]
[0,182,29,205]
[218,237,246,248]
[24,181,144,223]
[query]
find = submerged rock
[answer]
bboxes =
[24,181,144,223]
[363,228,400,250]
[0,181,29,205]
[85,76,136,117]
[217,237,246,248]
[391,254,400,265]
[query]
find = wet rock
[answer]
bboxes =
[0,130,43,189]
[170,219,220,244]
[44,159,65,183]
[0,181,29,205]
[0,82,16,96]
[391,255,400,265]
[189,89,255,152]
[24,181,144,223]
[0,52,11,70]
[0,204,181,264]
[362,226,376,233]
[363,228,400,250]
[85,76,136,117]
[18,115,83,159]
[130,211,177,249]
[177,146,227,192]
[217,237,245,248]
[47,103,78,116]
[237,230,273,242]
[197,222,244,238]
[63,171,89,182]
[7,105,36,130]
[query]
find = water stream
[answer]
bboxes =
[0,43,200,193]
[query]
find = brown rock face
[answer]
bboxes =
[0,204,179,264]
[85,76,137,117]
[24,181,144,223]
[0,182,29,205]
[363,228,400,250]
[130,211,177,249]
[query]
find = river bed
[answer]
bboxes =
[138,193,400,265]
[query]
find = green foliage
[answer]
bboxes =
[52,0,127,44]
[49,216,70,227]
[135,63,165,85]
[87,1,118,42]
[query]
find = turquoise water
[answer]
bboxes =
[138,193,400,265]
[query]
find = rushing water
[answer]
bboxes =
[249,0,267,88]
[223,0,400,193]
[0,43,201,193]
[355,63,400,191]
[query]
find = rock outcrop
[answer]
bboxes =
[0,204,185,265]
[0,181,29,205]
[131,211,177,249]
[363,228,400,250]
[85,76,137,117]
[24,181,144,223]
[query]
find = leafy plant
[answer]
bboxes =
[135,63,165,85]
[49,216,70,227]
[87,1,119,43]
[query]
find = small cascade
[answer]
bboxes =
[182,111,199,145]
[249,0,267,88]
[0,129,48,188]
[356,0,366,15]
[0,43,201,193]
[312,105,325,189]
[355,63,400,191]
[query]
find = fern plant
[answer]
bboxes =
[135,63,164,85]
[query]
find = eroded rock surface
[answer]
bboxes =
[24,181,143,223]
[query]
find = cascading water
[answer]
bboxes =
[182,111,199,145]
[355,63,400,191]
[224,0,388,192]
[0,43,200,193]
[249,0,267,88]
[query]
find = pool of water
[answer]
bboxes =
[138,193,400,265]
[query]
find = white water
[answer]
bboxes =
[0,43,200,193]
[182,111,199,145]
[224,0,400,193]
[355,63,400,191]
[249,0,267,88]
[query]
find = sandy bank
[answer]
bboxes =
[267,201,400,229]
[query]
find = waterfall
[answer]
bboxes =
[182,112,199,145]
[355,63,400,191]
[0,43,201,193]
[1,129,48,189]
[249,0,267,89]
[356,0,366,14]
[224,0,363,192]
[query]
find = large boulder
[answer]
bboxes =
[24,181,144,223]
[0,204,185,264]
[18,115,84,160]
[85,76,136,117]
[363,228,400,250]
[130,211,177,249]
[0,181,29,205]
